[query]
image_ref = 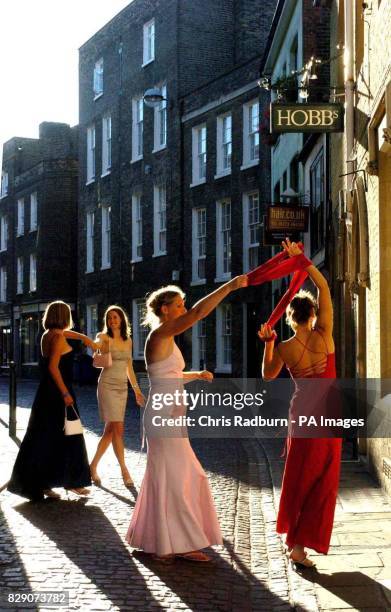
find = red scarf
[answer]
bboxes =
[247,246,312,328]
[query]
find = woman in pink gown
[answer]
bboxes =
[126,276,248,562]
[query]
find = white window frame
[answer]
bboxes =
[86,125,96,184]
[143,19,155,66]
[215,113,232,178]
[132,97,144,162]
[153,185,167,257]
[101,206,111,269]
[215,199,231,282]
[101,115,112,176]
[132,299,148,360]
[86,212,94,273]
[241,99,260,170]
[153,84,167,152]
[242,191,260,272]
[0,267,7,303]
[216,304,232,373]
[93,58,104,99]
[86,304,98,355]
[17,198,24,236]
[0,216,8,252]
[17,257,23,294]
[192,319,207,370]
[191,125,207,187]
[0,171,8,199]
[29,254,37,292]
[191,208,206,285]
[131,194,143,263]
[30,192,38,232]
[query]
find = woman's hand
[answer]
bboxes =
[228,274,249,291]
[258,323,277,342]
[198,370,214,382]
[135,389,146,408]
[63,392,74,407]
[282,237,302,257]
[86,338,100,351]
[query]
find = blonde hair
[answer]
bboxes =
[102,306,131,340]
[143,285,185,329]
[42,300,73,330]
[285,290,317,330]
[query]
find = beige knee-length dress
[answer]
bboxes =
[97,348,129,422]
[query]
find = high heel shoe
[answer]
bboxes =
[121,468,134,488]
[90,469,101,486]
[289,551,316,569]
[66,487,90,496]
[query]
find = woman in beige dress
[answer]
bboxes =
[90,306,145,487]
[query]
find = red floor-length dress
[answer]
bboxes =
[276,330,342,554]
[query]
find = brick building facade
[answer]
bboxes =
[0,122,78,377]
[78,0,277,375]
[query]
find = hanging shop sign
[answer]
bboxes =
[271,103,344,133]
[263,205,309,246]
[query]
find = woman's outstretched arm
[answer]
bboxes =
[282,238,333,333]
[156,275,248,338]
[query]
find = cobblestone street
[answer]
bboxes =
[1,380,391,611]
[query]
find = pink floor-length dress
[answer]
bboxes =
[126,343,223,556]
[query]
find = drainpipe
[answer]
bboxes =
[344,0,355,191]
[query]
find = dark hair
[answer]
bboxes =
[285,290,317,329]
[102,306,131,340]
[143,285,185,329]
[42,300,73,330]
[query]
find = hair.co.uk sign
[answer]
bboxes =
[271,103,344,133]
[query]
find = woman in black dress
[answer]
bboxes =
[7,301,97,501]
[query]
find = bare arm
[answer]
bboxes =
[258,324,284,380]
[63,329,99,351]
[126,340,146,407]
[282,239,333,333]
[48,336,74,406]
[183,370,213,383]
[157,275,248,338]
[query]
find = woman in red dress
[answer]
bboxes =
[258,238,342,568]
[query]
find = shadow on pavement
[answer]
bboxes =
[0,506,33,609]
[15,499,288,611]
[302,567,391,610]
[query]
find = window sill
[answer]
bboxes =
[152,252,167,258]
[191,279,206,286]
[0,248,7,253]
[85,178,95,186]
[133,356,145,361]
[142,58,154,68]
[214,366,232,374]
[29,228,37,233]
[131,156,143,164]
[240,160,259,171]
[0,194,8,200]
[94,93,103,101]
[130,258,143,264]
[214,275,231,283]
[152,145,167,154]
[100,264,111,270]
[22,362,39,366]
[101,170,111,178]
[190,178,206,188]
[16,291,23,296]
[85,269,94,274]
[214,169,231,180]
[16,233,24,238]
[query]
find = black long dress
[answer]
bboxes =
[8,350,91,500]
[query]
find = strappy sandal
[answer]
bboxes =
[176,551,212,563]
[90,469,102,486]
[289,551,316,569]
[66,487,90,496]
[121,468,134,488]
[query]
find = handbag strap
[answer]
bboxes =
[64,404,78,420]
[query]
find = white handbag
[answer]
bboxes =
[64,404,83,436]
